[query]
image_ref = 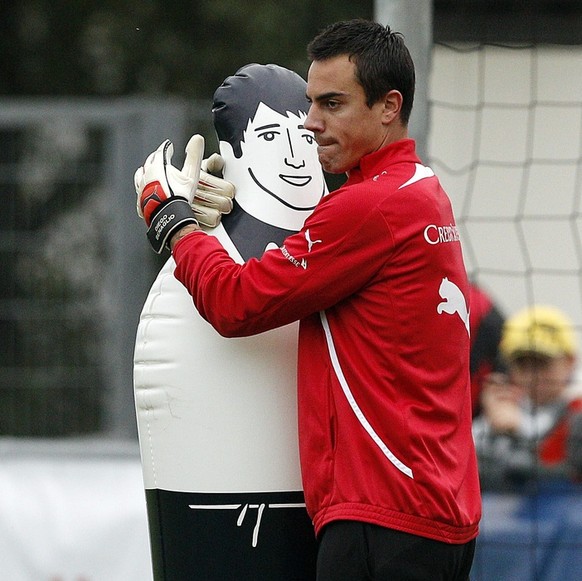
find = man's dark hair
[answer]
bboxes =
[212,63,309,158]
[307,19,415,124]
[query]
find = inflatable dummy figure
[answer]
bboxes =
[134,63,327,581]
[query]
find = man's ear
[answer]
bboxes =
[382,90,403,124]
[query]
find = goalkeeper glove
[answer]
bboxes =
[193,152,235,227]
[135,135,234,253]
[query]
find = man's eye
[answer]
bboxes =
[258,131,279,141]
[326,100,340,110]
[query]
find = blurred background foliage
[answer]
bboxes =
[3,0,581,99]
[0,0,374,98]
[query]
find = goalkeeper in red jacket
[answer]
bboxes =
[135,19,481,581]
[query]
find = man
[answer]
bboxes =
[136,19,481,581]
[473,305,582,491]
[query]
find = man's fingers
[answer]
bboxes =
[193,206,222,228]
[204,152,225,175]
[183,134,205,183]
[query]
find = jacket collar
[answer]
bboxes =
[345,139,419,185]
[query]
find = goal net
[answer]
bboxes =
[429,43,582,324]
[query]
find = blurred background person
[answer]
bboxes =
[472,305,582,491]
[469,283,506,417]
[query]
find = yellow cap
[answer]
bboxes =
[500,305,577,361]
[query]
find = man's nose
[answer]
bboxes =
[304,106,322,133]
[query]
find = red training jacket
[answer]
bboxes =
[173,139,481,544]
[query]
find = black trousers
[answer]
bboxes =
[316,521,476,581]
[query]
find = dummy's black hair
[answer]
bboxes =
[212,63,310,158]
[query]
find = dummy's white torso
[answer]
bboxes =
[133,223,302,493]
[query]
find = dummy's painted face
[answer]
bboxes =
[240,103,324,209]
[220,102,326,231]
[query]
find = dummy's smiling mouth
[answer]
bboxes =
[248,168,319,211]
[280,175,312,187]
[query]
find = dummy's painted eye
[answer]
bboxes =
[302,133,315,145]
[258,131,279,141]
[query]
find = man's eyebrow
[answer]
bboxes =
[306,91,345,103]
[254,123,281,132]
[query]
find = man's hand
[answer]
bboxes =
[192,150,235,228]
[135,135,235,252]
[135,136,204,253]
[481,373,524,434]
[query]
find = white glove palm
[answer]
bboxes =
[192,151,235,227]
